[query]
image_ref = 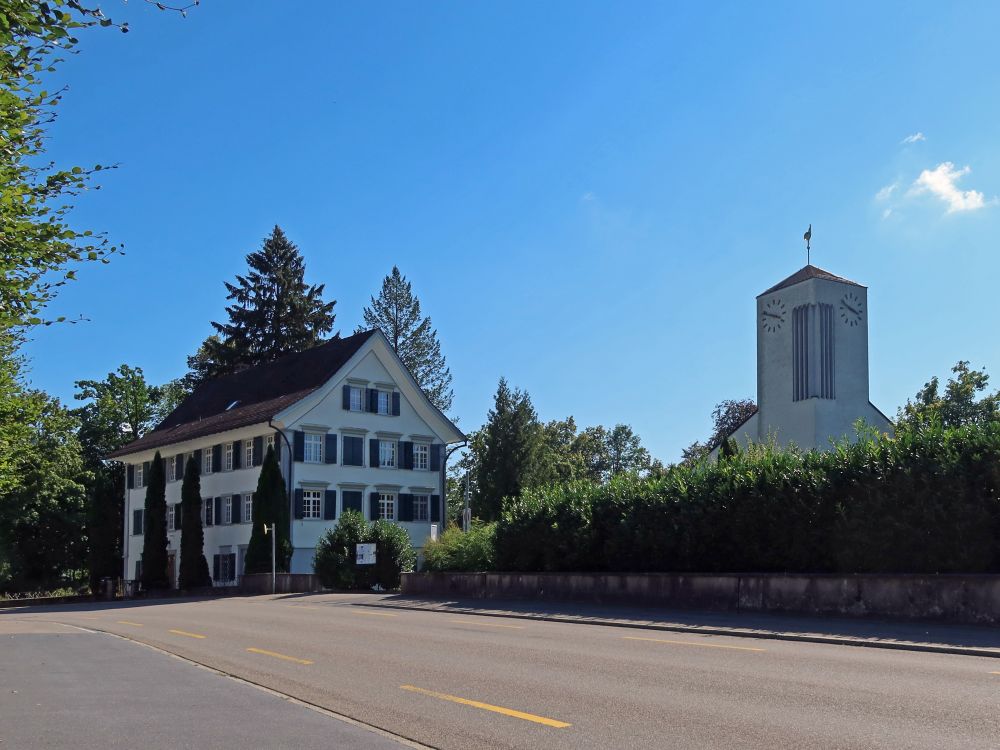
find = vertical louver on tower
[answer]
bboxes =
[793,303,835,401]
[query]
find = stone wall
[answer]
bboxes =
[401,572,1000,625]
[240,573,322,595]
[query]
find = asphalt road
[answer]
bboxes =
[2,594,998,749]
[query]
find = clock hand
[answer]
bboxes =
[763,312,782,319]
[843,303,859,315]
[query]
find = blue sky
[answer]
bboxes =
[23,1,1000,462]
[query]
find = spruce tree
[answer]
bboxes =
[474,378,541,521]
[358,266,454,413]
[195,226,336,381]
[178,456,210,589]
[140,452,169,590]
[244,447,292,574]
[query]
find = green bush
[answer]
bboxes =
[422,522,497,572]
[313,511,415,590]
[493,421,1000,575]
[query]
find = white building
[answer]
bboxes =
[109,330,464,586]
[722,264,892,452]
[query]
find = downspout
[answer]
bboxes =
[268,419,295,567]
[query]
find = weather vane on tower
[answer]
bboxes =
[803,224,812,265]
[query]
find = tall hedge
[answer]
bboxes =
[178,455,211,589]
[140,452,170,589]
[494,421,1000,574]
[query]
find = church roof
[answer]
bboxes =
[758,265,864,297]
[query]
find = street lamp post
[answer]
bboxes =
[264,523,276,595]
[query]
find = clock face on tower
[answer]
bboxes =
[839,292,864,327]
[761,298,786,333]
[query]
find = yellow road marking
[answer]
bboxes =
[350,609,397,617]
[400,685,570,728]
[246,647,313,665]
[448,619,524,630]
[117,620,144,627]
[623,636,765,652]
[168,628,207,639]
[991,671,1000,675]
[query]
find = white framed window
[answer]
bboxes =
[244,495,253,524]
[167,503,176,530]
[379,492,396,521]
[265,434,274,455]
[414,444,429,471]
[377,390,390,415]
[223,496,232,525]
[204,497,213,526]
[203,449,213,475]
[224,442,233,471]
[167,458,176,483]
[304,433,324,463]
[379,440,397,468]
[134,463,144,488]
[350,386,364,412]
[303,489,322,519]
[245,439,254,467]
[413,494,429,522]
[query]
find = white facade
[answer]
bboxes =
[727,266,892,452]
[120,333,463,584]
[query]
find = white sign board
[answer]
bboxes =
[430,524,439,542]
[355,543,376,565]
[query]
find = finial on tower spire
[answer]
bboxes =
[803,224,812,265]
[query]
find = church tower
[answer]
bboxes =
[728,265,892,451]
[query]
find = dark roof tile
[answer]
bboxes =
[108,330,376,458]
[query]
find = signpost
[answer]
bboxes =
[355,543,376,566]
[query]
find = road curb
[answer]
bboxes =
[350,602,1000,659]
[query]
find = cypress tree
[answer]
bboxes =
[475,378,541,522]
[195,226,336,381]
[140,452,169,590]
[244,447,292,574]
[178,456,210,589]
[358,266,454,413]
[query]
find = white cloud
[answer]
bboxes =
[580,191,596,202]
[910,162,987,213]
[881,208,892,220]
[901,132,926,144]
[875,182,897,201]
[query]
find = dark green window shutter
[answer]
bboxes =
[343,436,359,466]
[214,497,222,526]
[232,495,241,524]
[232,442,242,470]
[253,436,263,466]
[430,444,441,472]
[229,554,237,581]
[174,503,182,531]
[342,490,362,514]
[195,450,204,473]
[369,439,379,468]
[135,559,142,580]
[212,444,222,471]
[293,431,305,462]
[367,388,378,413]
[142,461,150,486]
[273,431,282,459]
[325,433,337,464]
[205,497,213,527]
[175,454,184,479]
[132,508,142,535]
[342,384,351,410]
[430,494,441,523]
[127,465,134,489]
[323,490,336,520]
[392,392,401,416]
[293,488,304,519]
[399,493,414,522]
[369,492,380,521]
[212,555,220,581]
[402,441,414,470]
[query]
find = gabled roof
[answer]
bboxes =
[758,265,864,297]
[107,331,376,458]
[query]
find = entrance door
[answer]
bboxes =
[166,552,176,589]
